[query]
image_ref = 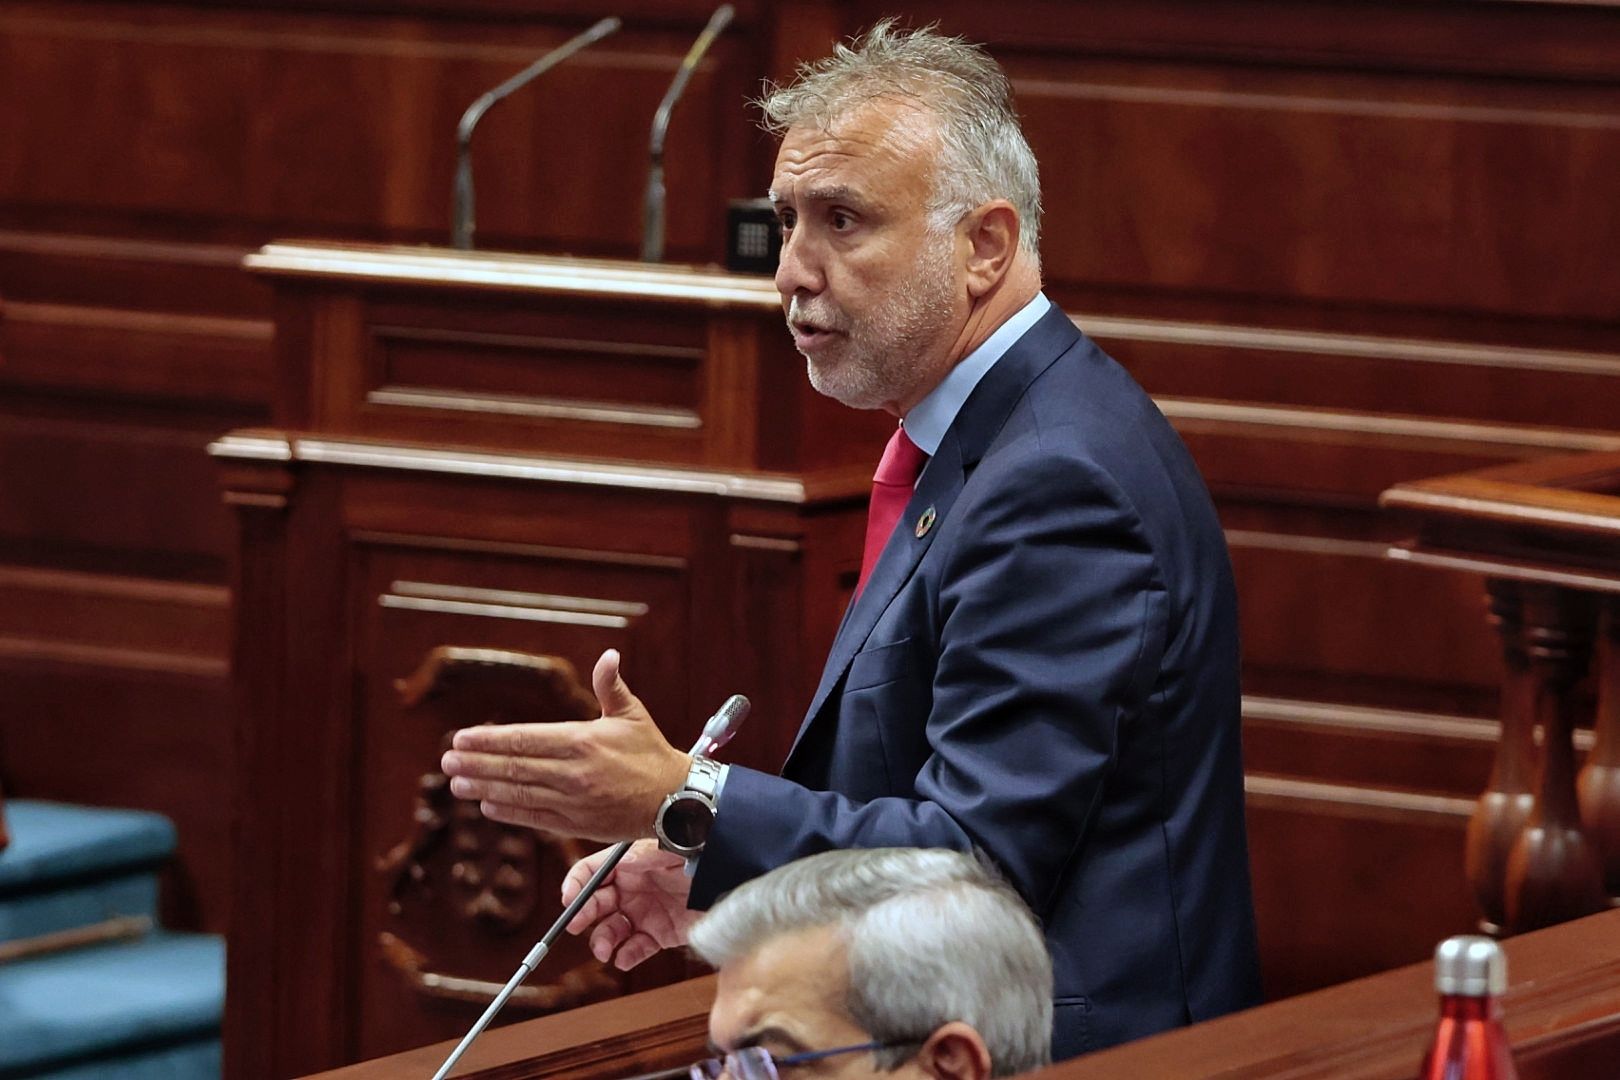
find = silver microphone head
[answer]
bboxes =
[693,694,750,757]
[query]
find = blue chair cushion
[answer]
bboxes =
[0,802,176,895]
[0,872,159,945]
[12,1038,219,1080]
[0,931,224,1075]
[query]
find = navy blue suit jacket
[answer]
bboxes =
[691,305,1261,1057]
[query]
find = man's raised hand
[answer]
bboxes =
[440,649,690,843]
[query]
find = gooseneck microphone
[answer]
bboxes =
[693,693,749,758]
[452,16,622,250]
[640,3,735,262]
[429,693,751,1080]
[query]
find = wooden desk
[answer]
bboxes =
[305,909,1620,1080]
[1054,909,1620,1079]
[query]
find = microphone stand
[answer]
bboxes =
[452,16,622,250]
[429,694,750,1080]
[640,4,735,263]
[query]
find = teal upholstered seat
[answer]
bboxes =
[0,931,223,1076]
[0,801,221,1078]
[0,801,176,892]
[0,801,174,944]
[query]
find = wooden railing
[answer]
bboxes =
[1382,451,1620,933]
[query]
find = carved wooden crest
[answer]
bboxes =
[377,647,621,1011]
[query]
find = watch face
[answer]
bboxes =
[662,795,715,849]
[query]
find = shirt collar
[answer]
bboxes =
[901,292,1052,456]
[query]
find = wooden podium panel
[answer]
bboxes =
[216,246,889,1078]
[243,244,889,473]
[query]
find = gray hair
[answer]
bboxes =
[758,20,1043,260]
[688,848,1053,1077]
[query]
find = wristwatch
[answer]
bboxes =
[654,756,722,858]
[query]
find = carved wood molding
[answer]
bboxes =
[381,582,649,630]
[1078,312,1620,378]
[1163,399,1620,454]
[365,387,704,431]
[1242,695,1504,746]
[210,432,811,503]
[1244,774,1476,822]
[380,647,622,1015]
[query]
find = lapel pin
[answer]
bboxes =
[915,505,937,538]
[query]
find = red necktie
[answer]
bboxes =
[855,424,929,597]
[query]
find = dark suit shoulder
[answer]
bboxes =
[973,328,1232,622]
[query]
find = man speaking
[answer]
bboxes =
[440,20,1260,1058]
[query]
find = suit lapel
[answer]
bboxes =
[789,433,963,760]
[784,304,1085,769]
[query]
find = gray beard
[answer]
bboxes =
[796,234,959,410]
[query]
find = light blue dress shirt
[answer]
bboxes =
[901,290,1052,456]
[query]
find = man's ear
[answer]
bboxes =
[915,1022,993,1080]
[960,200,1021,299]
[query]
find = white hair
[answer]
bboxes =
[688,848,1053,1077]
[758,19,1043,261]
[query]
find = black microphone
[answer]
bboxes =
[452,16,622,250]
[640,4,735,262]
[429,693,751,1080]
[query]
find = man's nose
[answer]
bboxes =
[774,228,823,299]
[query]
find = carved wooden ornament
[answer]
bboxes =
[377,647,620,1012]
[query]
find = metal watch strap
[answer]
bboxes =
[682,755,722,799]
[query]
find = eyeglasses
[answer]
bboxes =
[689,1040,922,1080]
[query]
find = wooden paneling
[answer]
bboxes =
[0,228,265,936]
[241,244,896,469]
[1053,905,1620,1079]
[1245,786,1475,999]
[1243,698,1500,798]
[0,659,231,931]
[883,1,1620,326]
[3,301,266,405]
[1241,696,1496,995]
[0,1,758,259]
[352,289,714,458]
[0,566,232,933]
[0,566,229,663]
[1095,321,1620,434]
[0,409,243,578]
[1021,67,1620,322]
[1228,522,1504,705]
[0,231,265,309]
